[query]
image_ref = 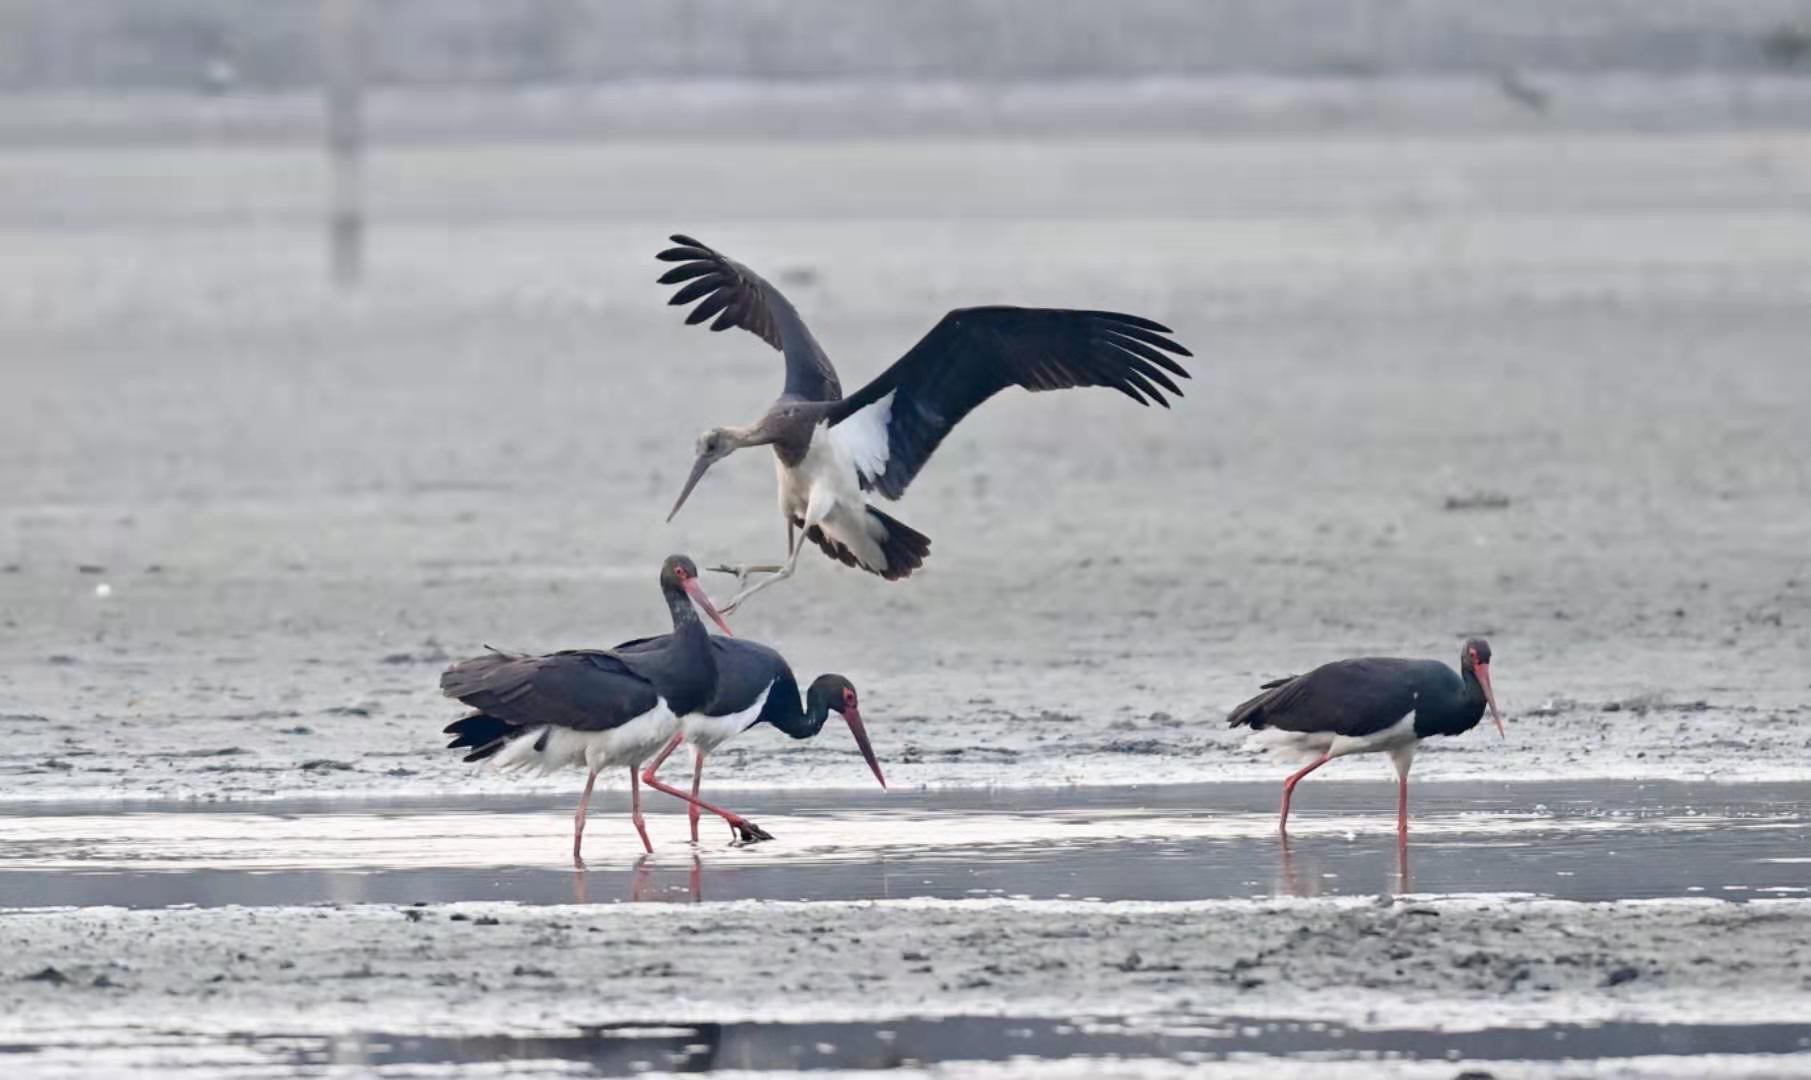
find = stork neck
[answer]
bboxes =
[763,672,821,740]
[1460,665,1486,708]
[663,585,713,658]
[722,421,769,450]
[1412,660,1487,739]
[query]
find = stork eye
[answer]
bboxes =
[843,688,857,708]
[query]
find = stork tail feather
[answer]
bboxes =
[443,712,519,763]
[1227,674,1300,730]
[865,506,931,581]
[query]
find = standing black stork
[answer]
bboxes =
[616,635,886,844]
[1227,639,1503,837]
[439,555,734,863]
[656,234,1193,613]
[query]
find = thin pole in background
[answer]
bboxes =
[321,0,366,287]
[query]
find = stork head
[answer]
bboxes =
[659,554,734,636]
[667,427,744,523]
[805,674,886,789]
[1461,638,1503,738]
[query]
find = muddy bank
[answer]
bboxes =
[3,897,1809,1055]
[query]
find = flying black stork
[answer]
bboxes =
[616,635,886,844]
[440,555,734,864]
[1227,638,1503,837]
[656,234,1193,613]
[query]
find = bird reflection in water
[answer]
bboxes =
[572,854,704,905]
[1275,837,1413,898]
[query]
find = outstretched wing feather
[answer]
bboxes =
[826,306,1192,499]
[655,235,842,400]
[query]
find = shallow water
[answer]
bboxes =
[1,781,1804,909]
[9,1015,1811,1076]
[259,1015,1811,1072]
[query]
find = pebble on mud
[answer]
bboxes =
[23,967,68,985]
[299,759,355,772]
[1442,493,1512,511]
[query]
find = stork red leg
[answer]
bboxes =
[1390,749,1416,837]
[641,752,774,844]
[690,750,707,844]
[644,733,685,776]
[1278,754,1332,836]
[572,767,600,866]
[629,767,653,854]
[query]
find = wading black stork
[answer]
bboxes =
[440,555,734,863]
[1227,639,1503,837]
[657,234,1193,613]
[618,636,886,844]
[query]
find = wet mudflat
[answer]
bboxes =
[12,1015,1810,1077]
[4,122,1810,1078]
[7,893,1811,1079]
[0,781,1804,910]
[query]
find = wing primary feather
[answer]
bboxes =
[686,290,734,325]
[1085,310,1176,335]
[657,263,718,285]
[1102,331,1191,381]
[1129,375,1171,408]
[668,275,725,306]
[1099,339,1183,396]
[1104,376,1151,406]
[1098,320,1194,361]
[712,292,750,331]
[656,247,714,263]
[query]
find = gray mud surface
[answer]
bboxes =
[3,132,1811,802]
[6,895,1811,1077]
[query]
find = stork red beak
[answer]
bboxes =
[681,576,735,637]
[667,453,717,523]
[1476,662,1504,738]
[842,707,887,789]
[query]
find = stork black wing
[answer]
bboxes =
[440,649,659,733]
[1227,658,1437,739]
[824,307,1191,500]
[655,234,842,402]
[611,635,793,719]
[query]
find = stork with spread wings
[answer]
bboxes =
[657,235,1194,613]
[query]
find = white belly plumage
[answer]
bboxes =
[775,425,890,573]
[682,682,774,756]
[490,700,681,776]
[1263,714,1419,763]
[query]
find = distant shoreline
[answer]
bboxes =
[2,75,1810,147]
